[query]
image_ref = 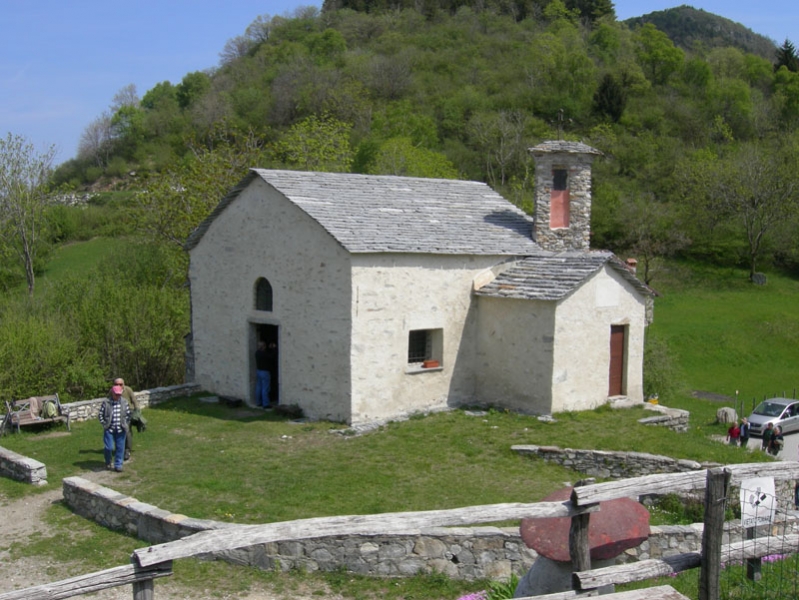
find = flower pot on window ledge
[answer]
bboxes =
[422,360,440,369]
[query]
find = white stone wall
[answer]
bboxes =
[551,265,647,412]
[349,254,504,424]
[189,178,353,422]
[474,297,556,415]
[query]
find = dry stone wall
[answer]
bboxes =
[0,446,47,485]
[511,445,714,479]
[63,476,536,580]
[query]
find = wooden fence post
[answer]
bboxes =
[745,526,762,581]
[699,467,731,600]
[132,579,154,600]
[569,478,594,585]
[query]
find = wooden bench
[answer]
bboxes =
[1,394,70,435]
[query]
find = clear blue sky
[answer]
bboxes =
[1,1,794,166]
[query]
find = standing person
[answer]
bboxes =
[99,385,131,472]
[114,377,145,461]
[726,421,740,446]
[255,341,271,408]
[770,426,784,456]
[762,422,775,451]
[739,417,750,448]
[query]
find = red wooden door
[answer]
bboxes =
[609,325,625,396]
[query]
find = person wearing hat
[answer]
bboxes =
[98,384,131,472]
[114,377,144,461]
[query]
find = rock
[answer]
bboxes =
[716,407,738,424]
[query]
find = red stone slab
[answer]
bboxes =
[520,487,650,562]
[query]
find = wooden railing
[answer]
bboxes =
[3,461,798,600]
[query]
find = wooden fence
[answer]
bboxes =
[3,461,799,600]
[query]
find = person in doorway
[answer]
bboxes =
[726,421,740,446]
[762,422,775,451]
[98,385,131,472]
[114,377,145,461]
[738,417,750,448]
[255,341,272,408]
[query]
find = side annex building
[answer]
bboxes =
[185,141,653,424]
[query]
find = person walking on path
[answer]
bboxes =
[738,417,750,448]
[114,377,144,461]
[98,385,131,472]
[726,421,741,446]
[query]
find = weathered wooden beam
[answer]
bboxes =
[528,585,688,600]
[571,462,799,506]
[726,533,799,562]
[133,501,598,567]
[573,534,799,590]
[573,553,701,589]
[699,467,730,600]
[0,562,172,600]
[514,589,599,599]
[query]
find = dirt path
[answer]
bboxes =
[0,469,337,600]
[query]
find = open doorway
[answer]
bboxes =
[253,324,279,406]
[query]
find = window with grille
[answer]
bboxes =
[407,328,442,366]
[255,278,273,312]
[408,330,431,363]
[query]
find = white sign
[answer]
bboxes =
[740,477,777,528]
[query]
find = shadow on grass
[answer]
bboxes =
[148,395,288,424]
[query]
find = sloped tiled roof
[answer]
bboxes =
[475,251,653,301]
[185,169,541,255]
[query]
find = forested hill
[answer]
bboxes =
[623,5,777,59]
[52,1,799,282]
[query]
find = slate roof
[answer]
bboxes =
[529,140,602,156]
[185,169,541,255]
[475,251,653,301]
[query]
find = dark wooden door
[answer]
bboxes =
[609,325,625,396]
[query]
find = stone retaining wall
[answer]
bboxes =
[61,383,202,423]
[511,445,715,479]
[62,476,536,580]
[62,475,799,577]
[0,446,47,485]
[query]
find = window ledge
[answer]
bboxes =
[406,364,443,374]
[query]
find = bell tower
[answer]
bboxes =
[530,141,602,251]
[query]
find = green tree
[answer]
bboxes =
[368,137,459,178]
[592,73,626,122]
[679,142,799,279]
[774,39,799,72]
[177,71,212,110]
[0,133,57,296]
[271,114,353,172]
[134,129,265,274]
[634,23,684,85]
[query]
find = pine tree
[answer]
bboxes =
[775,39,799,72]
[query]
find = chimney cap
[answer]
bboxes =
[529,140,602,157]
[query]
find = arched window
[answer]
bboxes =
[255,278,273,312]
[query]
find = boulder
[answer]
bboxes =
[716,407,738,424]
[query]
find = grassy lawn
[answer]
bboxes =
[0,396,769,600]
[649,261,799,410]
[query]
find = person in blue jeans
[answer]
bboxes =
[99,385,131,472]
[255,341,271,408]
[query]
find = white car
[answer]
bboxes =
[748,398,799,436]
